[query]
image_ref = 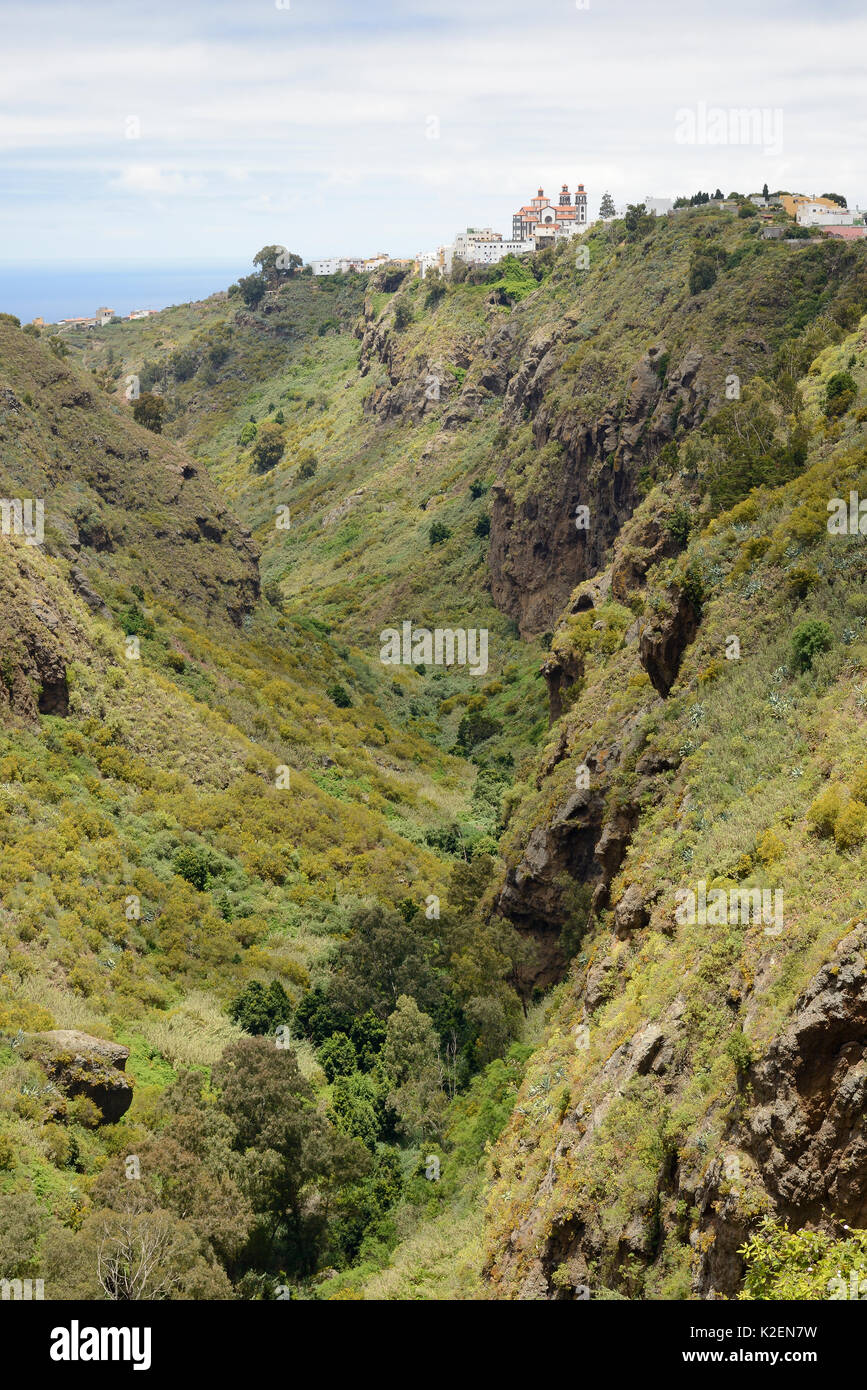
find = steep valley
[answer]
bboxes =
[3,203,867,1300]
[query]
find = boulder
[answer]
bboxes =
[33,1030,133,1124]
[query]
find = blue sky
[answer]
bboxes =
[1,0,865,268]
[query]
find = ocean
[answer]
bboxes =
[0,263,251,325]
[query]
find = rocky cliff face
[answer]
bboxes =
[488,343,709,637]
[0,553,73,724]
[746,925,867,1225]
[482,307,867,1298]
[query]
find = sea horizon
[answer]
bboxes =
[0,261,252,325]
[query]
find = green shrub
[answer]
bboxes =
[688,250,717,295]
[229,979,293,1035]
[824,371,857,419]
[119,603,155,638]
[132,392,167,434]
[666,506,691,546]
[807,784,846,837]
[393,301,413,330]
[318,1032,358,1082]
[455,711,502,752]
[741,1216,867,1300]
[429,521,451,546]
[251,422,285,473]
[726,1030,754,1075]
[791,619,832,671]
[834,800,867,850]
[785,565,820,600]
[172,846,210,891]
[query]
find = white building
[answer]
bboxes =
[128,309,158,320]
[95,306,114,325]
[644,197,673,216]
[311,254,399,275]
[417,249,444,278]
[796,202,855,228]
[310,256,365,275]
[446,228,535,270]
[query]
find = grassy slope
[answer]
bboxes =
[34,215,867,1297]
[0,325,483,1250]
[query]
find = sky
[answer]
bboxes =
[1,0,865,271]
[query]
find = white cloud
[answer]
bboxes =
[1,0,864,262]
[112,165,207,196]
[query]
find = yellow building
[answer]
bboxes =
[780,193,842,220]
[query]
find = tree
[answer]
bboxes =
[393,300,413,330]
[598,191,616,219]
[824,371,857,418]
[762,182,769,199]
[821,192,847,208]
[91,1135,252,1280]
[170,347,198,381]
[455,710,502,751]
[213,1037,367,1275]
[251,421,285,472]
[294,985,352,1046]
[791,620,832,673]
[349,1010,387,1071]
[238,273,266,308]
[429,521,451,545]
[328,1071,384,1148]
[442,857,528,1061]
[624,203,654,242]
[688,249,717,295]
[382,996,446,1142]
[317,1032,357,1082]
[229,980,293,1036]
[132,391,167,433]
[328,901,446,1022]
[253,245,302,274]
[172,845,210,890]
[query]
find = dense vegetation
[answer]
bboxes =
[3,202,867,1299]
